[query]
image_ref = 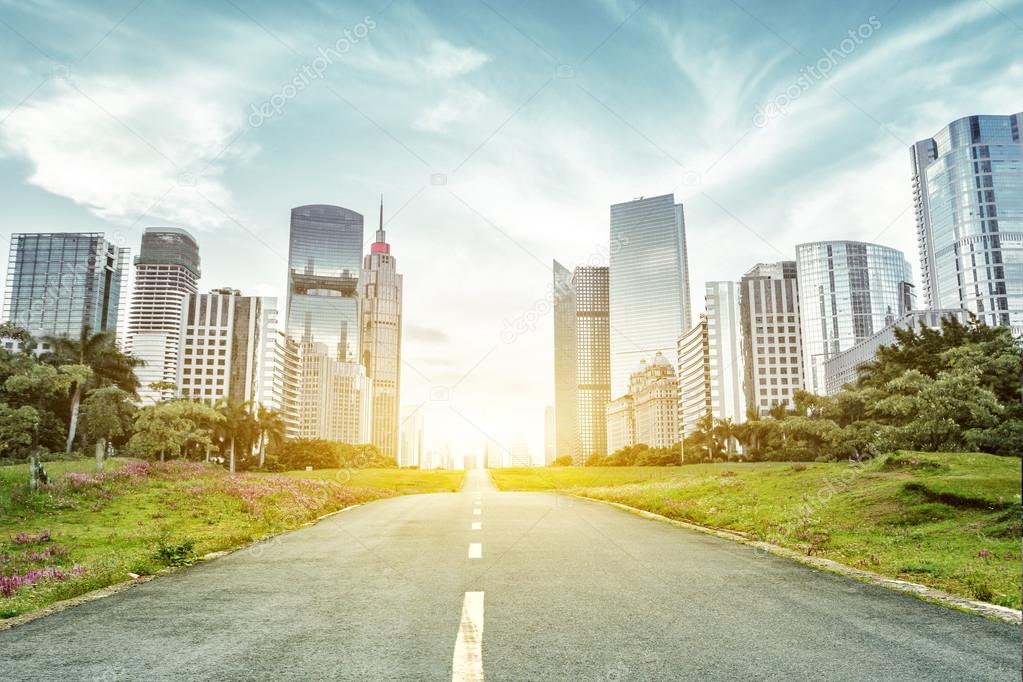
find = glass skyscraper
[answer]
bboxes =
[609,194,691,397]
[911,113,1022,333]
[286,205,364,361]
[795,241,915,395]
[3,232,127,339]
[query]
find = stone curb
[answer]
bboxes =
[0,503,365,632]
[570,494,1022,626]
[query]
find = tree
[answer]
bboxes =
[129,400,221,462]
[0,403,39,461]
[254,405,286,468]
[0,322,37,355]
[40,326,142,453]
[215,400,257,474]
[713,418,738,460]
[4,364,78,489]
[551,455,574,466]
[78,387,136,472]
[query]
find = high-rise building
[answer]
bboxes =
[399,405,425,468]
[298,342,373,443]
[704,282,746,426]
[911,113,1022,333]
[126,228,200,405]
[609,194,691,396]
[510,435,530,467]
[177,288,263,405]
[543,405,556,465]
[552,261,610,464]
[677,316,710,438]
[361,198,403,461]
[606,352,679,451]
[795,241,915,395]
[4,233,128,340]
[254,297,300,439]
[739,262,804,415]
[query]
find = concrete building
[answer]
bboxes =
[126,228,200,405]
[361,198,403,461]
[609,194,691,396]
[298,342,373,443]
[606,394,634,454]
[254,297,300,439]
[399,405,425,468]
[3,232,128,340]
[510,435,530,467]
[677,316,710,438]
[606,352,679,451]
[795,241,915,395]
[552,261,610,464]
[739,262,804,414]
[911,113,1022,333]
[823,308,972,394]
[705,282,746,425]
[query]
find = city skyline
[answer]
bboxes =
[0,0,1020,455]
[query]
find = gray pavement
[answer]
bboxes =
[1,469,1019,680]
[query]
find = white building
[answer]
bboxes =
[399,405,425,468]
[705,282,746,424]
[254,297,300,439]
[606,352,679,451]
[298,342,374,444]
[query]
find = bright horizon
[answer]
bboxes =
[1,0,1020,459]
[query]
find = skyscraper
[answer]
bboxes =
[126,228,200,404]
[795,241,915,395]
[254,296,300,438]
[704,281,746,425]
[399,405,425,468]
[552,261,610,464]
[676,315,710,438]
[361,198,403,461]
[739,262,804,414]
[543,405,556,465]
[911,113,1022,333]
[4,233,127,340]
[609,194,691,397]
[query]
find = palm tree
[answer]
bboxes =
[255,406,286,468]
[215,399,256,474]
[714,418,737,460]
[41,326,142,453]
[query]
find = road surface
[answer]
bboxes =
[1,469,1019,680]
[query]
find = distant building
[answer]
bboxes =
[126,227,200,405]
[298,342,373,443]
[4,232,128,340]
[739,262,804,414]
[399,405,425,468]
[705,282,746,425]
[677,316,710,438]
[911,113,1022,333]
[552,261,610,464]
[823,309,971,394]
[361,198,403,461]
[606,352,679,451]
[795,241,915,395]
[543,405,556,465]
[254,297,300,439]
[510,435,530,467]
[609,194,691,396]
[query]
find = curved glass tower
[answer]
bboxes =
[286,205,363,362]
[911,113,1022,333]
[795,241,914,395]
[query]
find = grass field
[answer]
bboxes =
[491,452,1023,609]
[0,459,459,619]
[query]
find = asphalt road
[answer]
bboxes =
[1,469,1019,681]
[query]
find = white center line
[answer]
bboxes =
[468,542,482,559]
[473,508,481,516]
[471,521,481,530]
[452,591,484,681]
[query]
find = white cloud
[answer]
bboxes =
[0,72,255,232]
[413,87,489,132]
[415,40,490,79]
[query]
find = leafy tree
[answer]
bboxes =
[40,326,142,453]
[215,400,257,473]
[551,455,574,466]
[0,322,37,355]
[129,400,222,462]
[4,363,79,488]
[78,387,136,471]
[0,403,39,461]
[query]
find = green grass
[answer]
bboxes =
[285,467,465,493]
[0,459,459,620]
[491,452,1023,610]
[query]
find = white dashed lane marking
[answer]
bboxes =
[471,522,481,530]
[451,591,484,681]
[468,543,482,559]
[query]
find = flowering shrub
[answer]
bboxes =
[13,530,51,544]
[0,565,85,598]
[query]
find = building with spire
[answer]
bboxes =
[361,197,403,461]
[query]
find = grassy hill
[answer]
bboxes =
[491,452,1022,609]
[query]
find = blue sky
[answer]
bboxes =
[1,0,1020,460]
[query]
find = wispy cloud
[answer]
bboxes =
[415,40,490,79]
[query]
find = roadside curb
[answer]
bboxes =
[570,494,1023,626]
[0,503,366,632]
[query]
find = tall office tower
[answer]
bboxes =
[4,233,128,340]
[609,194,691,397]
[704,282,746,425]
[543,406,556,465]
[739,262,804,415]
[911,113,1022,332]
[677,316,710,438]
[606,352,679,451]
[361,198,403,461]
[126,228,200,405]
[510,435,530,467]
[399,405,425,468]
[796,241,915,395]
[254,297,300,438]
[177,288,263,405]
[552,261,611,464]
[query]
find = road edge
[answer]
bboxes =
[570,493,1022,625]
[0,503,365,632]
